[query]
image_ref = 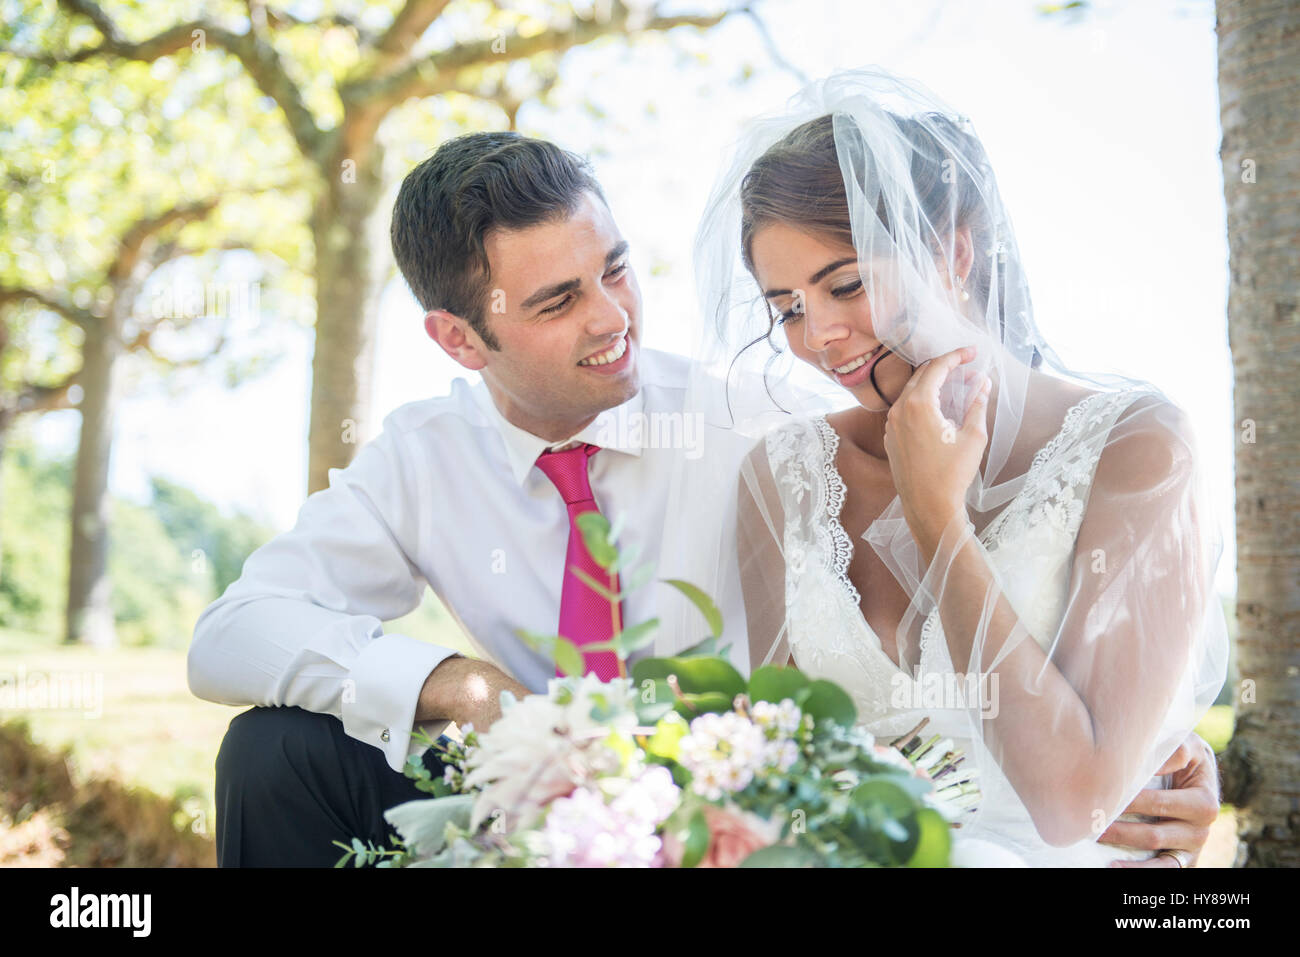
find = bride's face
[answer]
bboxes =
[750,222,914,410]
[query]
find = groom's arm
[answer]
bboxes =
[188,423,466,773]
[416,655,531,734]
[1099,732,1221,867]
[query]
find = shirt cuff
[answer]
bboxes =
[340,632,462,773]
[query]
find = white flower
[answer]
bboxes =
[461,675,639,831]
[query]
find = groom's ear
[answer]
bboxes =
[425,309,489,371]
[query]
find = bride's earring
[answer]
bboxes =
[957,274,971,302]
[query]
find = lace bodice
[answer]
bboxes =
[764,388,1158,866]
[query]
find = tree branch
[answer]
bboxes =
[342,2,738,123]
[369,0,454,76]
[0,287,95,328]
[111,199,222,284]
[23,0,329,162]
[14,368,85,415]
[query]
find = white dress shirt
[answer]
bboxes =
[188,347,742,772]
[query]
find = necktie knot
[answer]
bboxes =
[535,443,600,506]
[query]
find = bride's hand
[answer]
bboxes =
[882,345,991,554]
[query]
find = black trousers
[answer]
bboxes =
[213,705,451,867]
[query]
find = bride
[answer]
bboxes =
[662,68,1229,866]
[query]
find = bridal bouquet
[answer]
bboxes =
[336,516,978,868]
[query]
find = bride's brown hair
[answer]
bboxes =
[739,111,996,315]
[737,111,1041,371]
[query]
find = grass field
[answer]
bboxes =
[0,604,1240,867]
[0,593,475,861]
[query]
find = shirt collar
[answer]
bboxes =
[471,378,646,486]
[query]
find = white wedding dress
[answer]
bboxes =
[765,389,1166,867]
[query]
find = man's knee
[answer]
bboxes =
[216,705,341,796]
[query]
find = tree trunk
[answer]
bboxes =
[1216,0,1300,867]
[64,317,121,647]
[306,140,389,496]
[0,412,9,586]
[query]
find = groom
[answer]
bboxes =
[190,130,1220,867]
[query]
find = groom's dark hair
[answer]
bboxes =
[391,130,607,351]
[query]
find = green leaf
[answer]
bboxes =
[610,542,641,573]
[607,510,626,545]
[681,809,710,868]
[575,512,619,569]
[383,795,474,859]
[515,628,557,655]
[850,778,916,817]
[631,655,746,698]
[622,561,656,592]
[634,678,677,724]
[571,565,620,603]
[661,578,724,638]
[850,778,921,861]
[674,634,718,658]
[906,808,952,868]
[613,617,660,657]
[748,665,810,705]
[798,679,857,728]
[738,844,823,868]
[554,637,586,677]
[674,690,734,718]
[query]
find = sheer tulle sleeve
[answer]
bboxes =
[736,437,793,673]
[894,394,1228,846]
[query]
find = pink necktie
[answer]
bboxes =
[534,444,623,681]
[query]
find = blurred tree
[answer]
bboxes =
[148,475,274,596]
[1,22,309,644]
[6,0,744,495]
[0,428,240,648]
[1216,0,1300,867]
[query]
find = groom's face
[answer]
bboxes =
[474,190,642,440]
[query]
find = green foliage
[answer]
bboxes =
[0,437,71,634]
[0,429,273,646]
[147,476,273,595]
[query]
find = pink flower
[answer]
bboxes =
[658,804,782,868]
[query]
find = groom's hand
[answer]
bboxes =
[1100,732,1220,867]
[416,655,532,734]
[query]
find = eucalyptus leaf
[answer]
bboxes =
[673,690,733,718]
[748,665,810,705]
[614,617,660,656]
[681,809,710,868]
[906,808,952,868]
[554,637,586,677]
[384,794,474,859]
[623,562,657,593]
[661,578,724,637]
[799,679,858,728]
[575,512,618,569]
[631,655,746,697]
[515,628,556,655]
[607,510,626,546]
[738,844,823,868]
[674,634,716,658]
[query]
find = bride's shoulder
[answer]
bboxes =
[742,415,829,476]
[1069,388,1199,497]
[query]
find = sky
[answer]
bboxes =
[28,0,1236,590]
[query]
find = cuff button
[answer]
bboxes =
[380,728,391,742]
